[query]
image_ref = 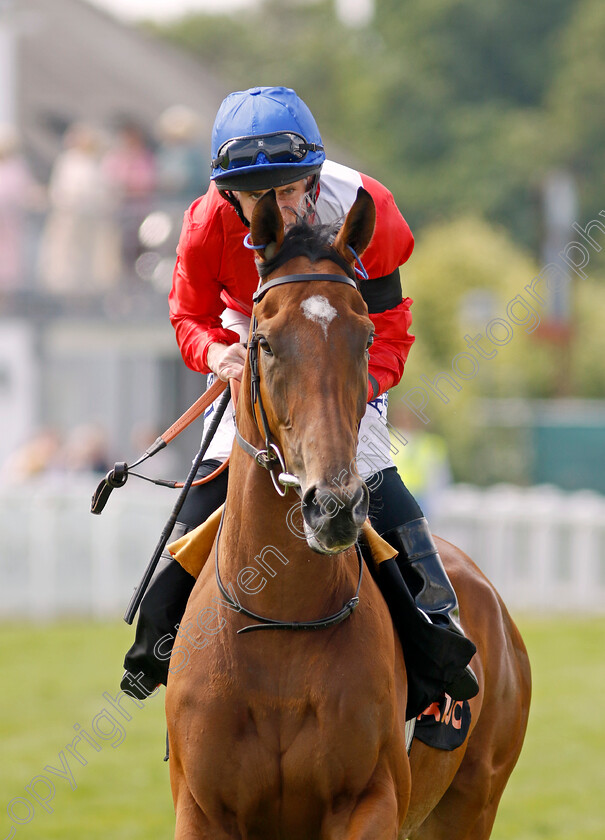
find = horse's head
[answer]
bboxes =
[243,187,377,554]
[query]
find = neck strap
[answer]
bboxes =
[215,506,363,633]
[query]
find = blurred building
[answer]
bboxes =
[472,398,605,495]
[10,0,222,180]
[0,0,228,474]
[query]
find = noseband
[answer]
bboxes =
[234,272,359,496]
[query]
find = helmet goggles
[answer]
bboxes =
[212,131,324,171]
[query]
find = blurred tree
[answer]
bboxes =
[152,0,589,252]
[547,0,605,240]
[400,216,544,382]
[571,279,605,397]
[392,215,605,482]
[148,0,605,481]
[368,0,577,244]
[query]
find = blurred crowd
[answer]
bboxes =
[0,103,456,507]
[0,105,207,301]
[0,105,207,487]
[0,419,181,486]
[0,423,111,483]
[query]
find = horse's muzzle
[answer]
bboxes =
[301,481,369,554]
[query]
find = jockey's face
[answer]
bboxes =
[233,179,309,228]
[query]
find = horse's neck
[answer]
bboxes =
[219,424,353,620]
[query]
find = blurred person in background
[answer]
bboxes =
[1,424,111,485]
[155,104,207,210]
[38,122,120,294]
[102,119,156,276]
[122,86,478,707]
[0,427,62,484]
[0,125,41,293]
[58,423,111,475]
[135,106,208,287]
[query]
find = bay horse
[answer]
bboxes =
[165,188,531,839]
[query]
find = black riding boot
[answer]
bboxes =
[121,523,195,699]
[382,517,479,702]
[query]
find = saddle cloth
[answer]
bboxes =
[414,695,471,751]
[168,506,397,578]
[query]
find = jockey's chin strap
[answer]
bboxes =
[234,271,359,497]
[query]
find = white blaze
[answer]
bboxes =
[300,295,338,339]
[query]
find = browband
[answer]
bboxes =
[253,272,358,303]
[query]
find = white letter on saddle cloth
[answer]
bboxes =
[301,295,338,339]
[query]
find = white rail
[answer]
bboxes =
[0,476,174,620]
[1,479,604,618]
[432,484,605,614]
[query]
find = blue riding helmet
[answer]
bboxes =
[211,87,325,191]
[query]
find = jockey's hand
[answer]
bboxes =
[207,342,247,382]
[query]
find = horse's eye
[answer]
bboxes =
[366,333,375,350]
[259,337,273,356]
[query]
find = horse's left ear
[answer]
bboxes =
[249,189,285,261]
[333,187,376,265]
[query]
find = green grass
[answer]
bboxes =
[0,621,173,839]
[1,616,604,839]
[490,617,605,840]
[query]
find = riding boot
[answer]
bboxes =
[382,517,479,702]
[121,522,194,699]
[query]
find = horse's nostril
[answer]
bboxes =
[350,484,369,526]
[302,485,321,525]
[302,486,316,507]
[302,482,368,530]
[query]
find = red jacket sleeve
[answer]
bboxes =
[168,195,242,374]
[358,174,415,400]
[367,298,415,401]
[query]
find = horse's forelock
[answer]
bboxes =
[258,220,356,281]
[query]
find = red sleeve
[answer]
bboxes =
[359,173,414,275]
[367,298,415,401]
[168,191,241,374]
[358,173,415,400]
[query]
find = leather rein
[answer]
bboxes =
[218,270,365,634]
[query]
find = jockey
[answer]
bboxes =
[122,86,478,710]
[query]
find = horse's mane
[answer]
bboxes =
[258,219,357,282]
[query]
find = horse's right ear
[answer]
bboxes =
[333,187,376,264]
[249,190,285,261]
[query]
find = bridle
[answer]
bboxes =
[219,269,365,634]
[234,271,359,497]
